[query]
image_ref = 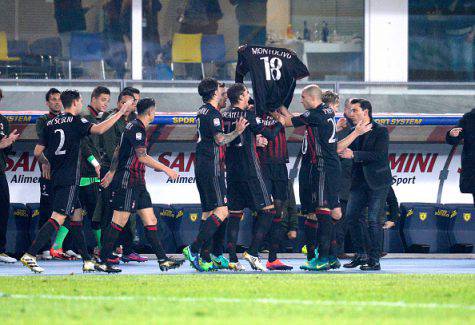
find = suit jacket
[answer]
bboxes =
[446,108,475,193]
[349,121,392,190]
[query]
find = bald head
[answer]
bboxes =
[302,85,322,100]
[300,84,323,110]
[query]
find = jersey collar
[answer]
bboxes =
[88,105,104,118]
[136,118,145,130]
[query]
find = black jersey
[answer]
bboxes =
[235,45,309,114]
[256,113,288,164]
[113,119,147,189]
[195,103,225,171]
[222,107,283,180]
[38,113,93,187]
[291,104,340,171]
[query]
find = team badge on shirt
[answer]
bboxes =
[213,118,220,127]
[303,111,310,117]
[136,132,142,140]
[81,118,89,123]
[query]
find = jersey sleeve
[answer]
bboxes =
[129,125,146,149]
[209,111,223,136]
[75,116,93,138]
[38,124,49,147]
[235,46,249,83]
[291,110,322,127]
[290,54,310,80]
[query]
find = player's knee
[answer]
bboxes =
[51,212,67,225]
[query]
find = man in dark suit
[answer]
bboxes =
[337,98,392,270]
[446,108,475,206]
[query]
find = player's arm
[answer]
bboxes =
[214,117,248,146]
[34,144,51,179]
[135,147,179,180]
[336,120,373,153]
[250,112,284,140]
[0,129,19,149]
[446,116,464,145]
[90,100,131,135]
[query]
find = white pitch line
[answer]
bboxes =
[1,293,474,311]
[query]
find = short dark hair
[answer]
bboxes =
[122,86,140,95]
[198,78,219,103]
[45,88,60,102]
[118,89,135,102]
[91,86,110,99]
[60,89,81,109]
[227,83,247,106]
[322,90,339,105]
[137,98,155,115]
[351,98,373,119]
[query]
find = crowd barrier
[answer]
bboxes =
[6,202,474,256]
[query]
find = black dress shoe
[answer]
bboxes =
[343,256,368,268]
[360,262,381,271]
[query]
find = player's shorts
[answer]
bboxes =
[39,177,52,199]
[299,163,340,214]
[227,177,273,211]
[195,165,227,212]
[260,162,288,201]
[52,185,81,217]
[111,184,152,213]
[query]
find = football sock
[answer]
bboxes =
[69,221,91,260]
[248,209,275,256]
[304,218,318,260]
[144,224,167,260]
[52,225,69,250]
[100,222,123,264]
[28,218,59,256]
[190,214,221,254]
[226,212,242,262]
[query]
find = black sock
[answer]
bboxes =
[190,214,221,253]
[101,222,123,264]
[199,220,212,262]
[268,215,284,263]
[91,221,101,230]
[317,210,333,259]
[226,212,242,262]
[248,209,275,256]
[330,219,339,257]
[28,218,59,256]
[144,224,167,260]
[69,221,91,260]
[212,218,228,257]
[304,218,318,260]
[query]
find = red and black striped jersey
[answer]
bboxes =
[256,113,288,164]
[113,119,147,189]
[195,103,225,171]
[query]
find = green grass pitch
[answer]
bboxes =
[0,274,474,324]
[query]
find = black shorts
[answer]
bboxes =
[52,185,81,217]
[227,177,273,211]
[260,163,288,201]
[111,184,152,213]
[195,166,227,212]
[299,163,340,214]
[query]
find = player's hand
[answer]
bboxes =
[336,117,347,131]
[339,148,354,159]
[256,134,268,147]
[94,165,101,178]
[287,230,297,240]
[355,120,372,135]
[331,207,342,221]
[383,221,396,229]
[8,129,20,143]
[235,117,249,134]
[165,168,179,180]
[101,171,114,188]
[41,162,51,180]
[119,99,134,115]
[449,127,463,137]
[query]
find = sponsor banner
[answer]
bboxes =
[0,111,463,126]
[4,142,472,204]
